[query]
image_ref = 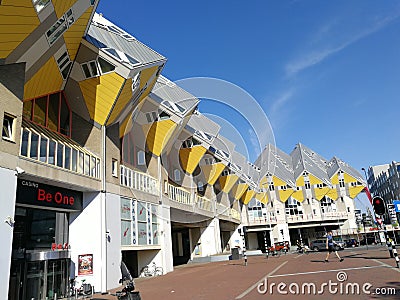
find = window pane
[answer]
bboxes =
[59,93,70,136]
[2,115,12,139]
[21,130,29,156]
[48,140,56,165]
[48,93,59,131]
[30,133,39,159]
[56,143,64,167]
[84,154,90,175]
[23,100,33,120]
[39,137,48,163]
[91,156,96,177]
[137,151,145,165]
[98,57,115,73]
[33,96,47,126]
[152,224,159,245]
[138,222,147,245]
[96,159,100,178]
[137,201,146,222]
[71,149,77,172]
[89,61,98,76]
[121,221,131,246]
[82,64,91,78]
[64,147,71,170]
[61,62,71,79]
[78,152,84,174]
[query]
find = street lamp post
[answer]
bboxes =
[362,213,368,250]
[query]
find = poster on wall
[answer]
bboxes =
[78,254,93,275]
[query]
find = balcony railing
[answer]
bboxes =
[248,215,277,224]
[20,122,100,179]
[286,212,349,223]
[195,195,212,211]
[166,183,192,205]
[120,165,159,196]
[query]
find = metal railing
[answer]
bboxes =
[195,195,212,211]
[166,183,192,205]
[286,212,349,223]
[120,165,159,195]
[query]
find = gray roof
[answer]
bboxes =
[256,144,295,187]
[149,76,199,115]
[327,157,365,183]
[86,13,165,66]
[231,151,247,178]
[290,143,331,186]
[186,112,220,143]
[210,134,235,162]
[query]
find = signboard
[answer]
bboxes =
[16,179,82,211]
[387,204,398,224]
[78,254,93,275]
[393,200,400,213]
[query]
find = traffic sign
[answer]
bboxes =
[387,204,398,224]
[393,200,400,213]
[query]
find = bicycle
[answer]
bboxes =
[70,277,93,298]
[140,262,163,277]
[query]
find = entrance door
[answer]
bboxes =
[24,261,45,300]
[46,259,69,299]
[9,259,70,300]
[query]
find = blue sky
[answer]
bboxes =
[97,0,400,211]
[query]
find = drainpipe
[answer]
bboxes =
[101,125,107,293]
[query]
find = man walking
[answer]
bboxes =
[325,231,344,262]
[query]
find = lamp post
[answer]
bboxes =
[361,168,368,183]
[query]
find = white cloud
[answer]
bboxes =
[269,90,293,116]
[285,12,400,77]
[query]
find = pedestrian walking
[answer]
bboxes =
[325,231,344,262]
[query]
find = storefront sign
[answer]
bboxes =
[78,254,93,275]
[16,179,82,211]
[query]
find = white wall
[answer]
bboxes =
[160,204,173,273]
[105,192,122,290]
[199,218,221,256]
[0,167,17,300]
[229,227,243,249]
[69,192,103,292]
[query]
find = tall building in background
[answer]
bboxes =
[0,1,367,299]
[367,162,400,225]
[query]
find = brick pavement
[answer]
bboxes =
[91,246,400,300]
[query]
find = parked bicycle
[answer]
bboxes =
[140,262,163,277]
[69,277,93,298]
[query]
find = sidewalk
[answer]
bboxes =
[90,246,399,300]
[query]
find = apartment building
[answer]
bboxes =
[0,1,367,299]
[245,144,365,250]
[368,162,400,225]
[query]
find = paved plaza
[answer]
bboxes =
[92,245,400,300]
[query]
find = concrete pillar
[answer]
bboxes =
[199,218,221,256]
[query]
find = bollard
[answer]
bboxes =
[387,240,394,258]
[264,231,269,259]
[391,241,399,268]
[243,235,247,266]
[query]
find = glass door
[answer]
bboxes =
[46,259,69,299]
[24,261,45,300]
